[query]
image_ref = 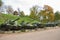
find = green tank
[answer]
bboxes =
[0,18,20,31]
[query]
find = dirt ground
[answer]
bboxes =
[0,27,60,40]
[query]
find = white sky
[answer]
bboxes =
[2,0,60,15]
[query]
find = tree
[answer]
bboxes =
[0,0,3,7]
[6,6,14,14]
[30,10,37,19]
[38,10,48,23]
[13,11,18,15]
[48,12,54,22]
[0,0,3,13]
[55,11,60,21]
[38,5,54,23]
[30,5,40,19]
[44,5,53,13]
[20,11,25,16]
[43,5,54,22]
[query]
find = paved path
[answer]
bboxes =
[0,28,60,40]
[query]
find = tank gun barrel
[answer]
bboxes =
[12,18,20,22]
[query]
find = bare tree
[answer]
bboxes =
[6,6,14,14]
[0,0,3,13]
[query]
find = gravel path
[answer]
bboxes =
[0,28,60,40]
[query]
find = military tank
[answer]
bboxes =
[0,18,20,31]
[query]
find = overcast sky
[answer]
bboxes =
[2,0,60,15]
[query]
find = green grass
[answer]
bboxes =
[18,16,40,24]
[0,13,40,25]
[0,14,18,24]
